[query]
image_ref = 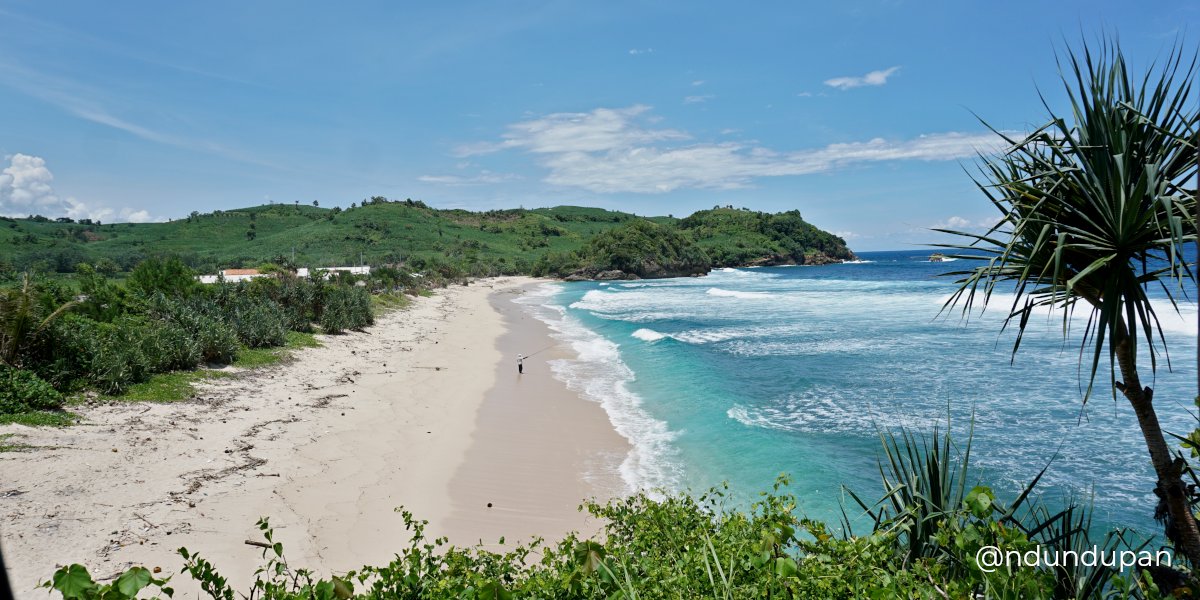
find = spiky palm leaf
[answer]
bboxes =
[0,273,77,367]
[936,39,1197,398]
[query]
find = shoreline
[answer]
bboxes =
[443,281,629,548]
[0,277,627,598]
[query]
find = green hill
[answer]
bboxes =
[0,199,854,280]
[680,208,856,267]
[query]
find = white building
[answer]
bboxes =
[198,266,372,284]
[296,266,372,278]
[197,268,270,284]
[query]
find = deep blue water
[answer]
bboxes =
[516,250,1198,535]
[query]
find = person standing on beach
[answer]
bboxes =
[517,354,524,374]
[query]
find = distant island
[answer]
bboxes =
[0,198,855,281]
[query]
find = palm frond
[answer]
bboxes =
[938,38,1198,399]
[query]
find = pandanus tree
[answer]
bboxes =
[938,40,1199,563]
[0,273,77,367]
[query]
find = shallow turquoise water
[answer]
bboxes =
[515,250,1198,535]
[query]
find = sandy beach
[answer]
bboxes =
[0,277,628,598]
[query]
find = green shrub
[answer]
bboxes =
[139,319,202,372]
[126,255,198,298]
[224,297,288,348]
[150,296,239,364]
[319,287,373,334]
[88,316,152,394]
[0,365,63,414]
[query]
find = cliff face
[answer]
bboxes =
[742,250,858,268]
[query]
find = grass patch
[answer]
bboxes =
[0,433,34,452]
[233,346,287,369]
[93,332,321,404]
[0,410,79,427]
[371,292,412,315]
[287,330,320,349]
[417,289,434,297]
[102,370,230,403]
[233,331,321,368]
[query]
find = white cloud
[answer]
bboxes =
[0,153,59,211]
[417,171,520,186]
[0,61,289,171]
[0,153,159,222]
[691,80,705,86]
[628,48,654,55]
[796,91,814,97]
[930,215,994,231]
[456,105,689,157]
[824,66,901,90]
[460,106,1007,194]
[683,94,714,104]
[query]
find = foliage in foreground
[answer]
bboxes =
[45,426,1184,599]
[937,37,1199,564]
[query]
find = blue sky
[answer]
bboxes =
[0,1,1193,250]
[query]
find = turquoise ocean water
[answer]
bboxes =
[515,250,1198,535]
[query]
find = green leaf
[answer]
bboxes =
[51,564,97,600]
[332,577,353,600]
[775,556,798,578]
[964,485,994,518]
[114,567,152,598]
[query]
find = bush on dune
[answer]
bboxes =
[0,364,63,414]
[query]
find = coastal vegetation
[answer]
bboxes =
[533,220,712,279]
[0,256,408,424]
[0,204,853,282]
[938,40,1199,565]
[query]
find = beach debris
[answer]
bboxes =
[487,502,493,508]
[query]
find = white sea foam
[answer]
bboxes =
[515,285,683,494]
[842,259,875,264]
[706,287,772,299]
[722,338,878,357]
[631,328,670,342]
[936,290,1198,344]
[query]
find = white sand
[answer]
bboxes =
[0,277,626,599]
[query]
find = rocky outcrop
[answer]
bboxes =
[741,251,856,268]
[801,251,855,266]
[563,268,645,282]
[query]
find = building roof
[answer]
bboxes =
[222,269,261,276]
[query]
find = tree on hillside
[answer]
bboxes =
[939,40,1199,563]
